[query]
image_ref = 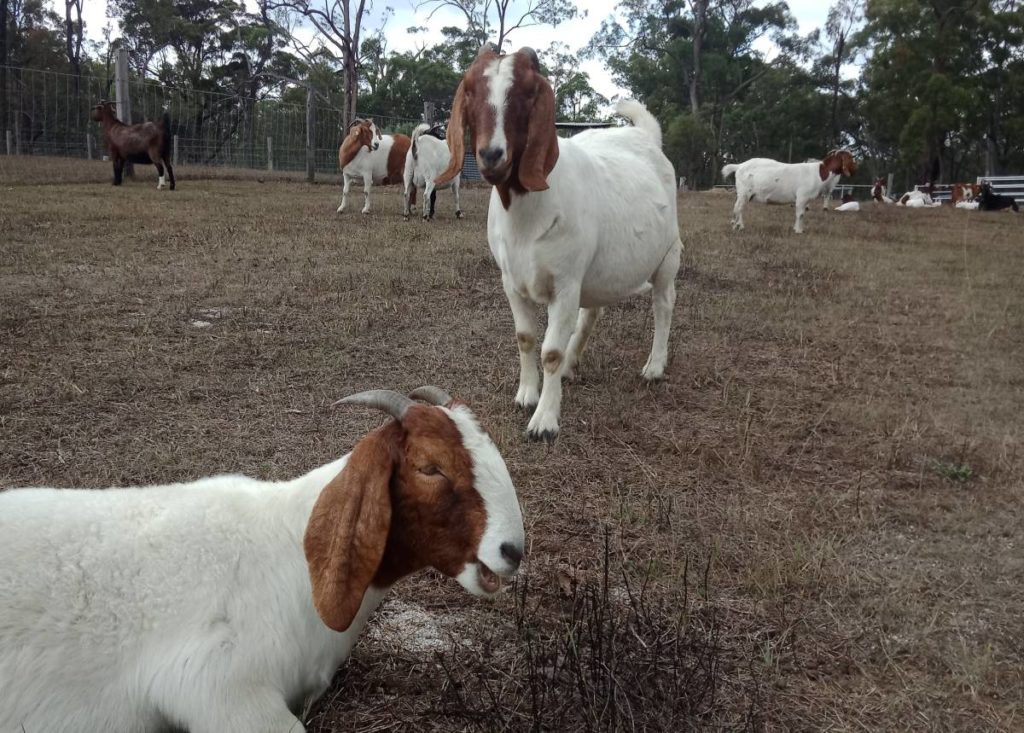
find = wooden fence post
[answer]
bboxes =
[115,48,134,177]
[173,135,179,166]
[267,137,273,171]
[5,129,11,155]
[86,133,93,159]
[305,86,315,183]
[13,115,21,155]
[887,173,894,196]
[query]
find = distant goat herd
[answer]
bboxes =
[2,42,1020,733]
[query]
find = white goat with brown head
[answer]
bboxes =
[435,45,683,442]
[0,387,524,733]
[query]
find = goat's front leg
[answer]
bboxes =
[563,307,603,380]
[337,174,351,213]
[453,180,463,219]
[361,174,372,214]
[422,180,436,220]
[642,241,681,381]
[503,277,539,411]
[794,197,809,234]
[174,687,304,733]
[527,289,581,442]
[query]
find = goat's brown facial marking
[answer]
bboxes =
[821,149,858,180]
[338,120,378,169]
[373,406,487,587]
[436,46,559,207]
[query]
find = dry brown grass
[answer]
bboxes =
[2,156,1023,731]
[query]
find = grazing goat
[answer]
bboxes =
[337,119,412,214]
[872,177,895,203]
[977,182,1020,212]
[91,101,175,190]
[403,123,463,220]
[435,45,682,441]
[0,387,525,733]
[721,150,858,233]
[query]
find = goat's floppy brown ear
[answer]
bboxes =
[304,426,395,632]
[435,81,466,186]
[518,75,559,192]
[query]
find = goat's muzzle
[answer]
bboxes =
[478,146,511,185]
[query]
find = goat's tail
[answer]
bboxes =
[616,99,662,149]
[160,110,172,161]
[721,163,738,180]
[410,123,429,160]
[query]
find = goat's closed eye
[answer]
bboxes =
[419,465,442,476]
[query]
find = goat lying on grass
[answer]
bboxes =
[0,387,525,733]
[721,150,858,233]
[91,101,175,190]
[436,45,682,441]
[977,182,1020,212]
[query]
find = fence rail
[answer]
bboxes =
[1,63,420,177]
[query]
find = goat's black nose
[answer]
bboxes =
[500,542,523,569]
[479,146,504,167]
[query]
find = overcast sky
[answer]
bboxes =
[73,0,834,98]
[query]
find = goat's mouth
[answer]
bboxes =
[477,561,503,594]
[480,163,512,186]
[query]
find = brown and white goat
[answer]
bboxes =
[0,386,525,732]
[435,46,682,441]
[337,118,413,214]
[91,101,175,190]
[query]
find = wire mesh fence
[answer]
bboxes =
[1,65,420,175]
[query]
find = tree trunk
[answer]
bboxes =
[1,0,8,134]
[830,35,844,146]
[689,0,707,116]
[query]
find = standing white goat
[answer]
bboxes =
[403,124,463,220]
[722,150,858,233]
[0,387,525,733]
[336,119,412,215]
[435,46,682,441]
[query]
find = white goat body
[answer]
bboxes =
[487,99,681,439]
[403,124,462,220]
[722,151,856,233]
[337,122,410,215]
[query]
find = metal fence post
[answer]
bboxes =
[267,136,273,171]
[115,48,134,177]
[305,86,315,183]
[173,135,179,166]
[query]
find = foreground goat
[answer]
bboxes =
[403,123,463,220]
[977,182,1020,212]
[91,101,175,190]
[435,46,682,441]
[0,387,525,733]
[722,150,858,233]
[337,119,412,214]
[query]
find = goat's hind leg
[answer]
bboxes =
[731,193,746,230]
[642,240,681,382]
[177,688,305,733]
[563,307,603,381]
[453,179,463,219]
[149,145,165,189]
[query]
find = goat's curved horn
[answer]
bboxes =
[332,390,413,420]
[409,386,453,406]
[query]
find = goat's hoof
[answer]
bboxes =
[361,210,370,216]
[403,214,410,221]
[336,207,345,214]
[526,428,558,444]
[641,362,666,382]
[456,210,464,219]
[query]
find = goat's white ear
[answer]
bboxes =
[304,425,394,632]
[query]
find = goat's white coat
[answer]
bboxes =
[488,99,681,438]
[403,125,462,220]
[337,123,398,214]
[899,190,939,208]
[0,406,523,733]
[956,200,979,210]
[834,200,860,212]
[722,158,841,233]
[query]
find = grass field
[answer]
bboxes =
[2,157,1022,731]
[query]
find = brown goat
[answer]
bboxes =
[91,102,175,190]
